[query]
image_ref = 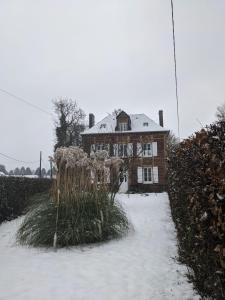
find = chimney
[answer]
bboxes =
[159,110,164,127]
[89,113,95,128]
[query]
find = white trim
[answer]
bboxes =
[152,142,158,156]
[137,167,143,183]
[137,166,159,184]
[113,144,118,156]
[142,167,153,184]
[153,166,159,183]
[143,143,152,157]
[127,143,133,156]
[137,143,142,157]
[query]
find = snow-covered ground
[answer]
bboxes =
[0,193,199,300]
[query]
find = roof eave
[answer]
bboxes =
[81,129,170,136]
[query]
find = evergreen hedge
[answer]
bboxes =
[168,121,225,299]
[0,177,52,224]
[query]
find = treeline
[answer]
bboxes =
[0,165,56,177]
[168,121,225,299]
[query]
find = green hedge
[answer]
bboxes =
[0,177,52,224]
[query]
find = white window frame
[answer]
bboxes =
[137,166,159,184]
[93,144,109,152]
[118,144,128,157]
[119,123,128,131]
[96,144,104,151]
[137,142,157,157]
[143,167,153,184]
[143,143,152,157]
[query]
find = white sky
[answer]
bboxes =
[0,0,225,170]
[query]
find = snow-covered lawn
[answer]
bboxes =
[0,193,199,300]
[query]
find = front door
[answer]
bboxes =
[119,171,128,193]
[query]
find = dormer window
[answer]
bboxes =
[100,124,106,129]
[119,123,128,131]
[143,122,148,127]
[115,111,131,131]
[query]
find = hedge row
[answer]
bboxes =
[0,177,52,224]
[168,121,225,299]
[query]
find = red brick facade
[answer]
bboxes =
[82,129,169,193]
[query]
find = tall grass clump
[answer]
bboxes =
[17,147,129,247]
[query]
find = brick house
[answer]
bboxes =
[81,110,169,193]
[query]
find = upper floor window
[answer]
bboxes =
[137,142,157,157]
[143,143,152,157]
[100,124,106,129]
[143,122,149,127]
[119,123,128,131]
[118,144,128,157]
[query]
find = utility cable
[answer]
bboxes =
[0,88,53,117]
[0,151,39,164]
[170,0,181,139]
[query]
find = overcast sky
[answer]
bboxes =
[0,0,225,171]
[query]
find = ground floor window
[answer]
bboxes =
[91,144,109,153]
[137,166,159,184]
[143,167,152,183]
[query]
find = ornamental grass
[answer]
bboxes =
[17,147,129,248]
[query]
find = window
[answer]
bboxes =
[143,167,152,183]
[137,166,159,184]
[119,123,128,131]
[143,122,148,127]
[100,124,106,129]
[96,144,104,151]
[118,144,127,157]
[91,144,109,153]
[143,143,152,157]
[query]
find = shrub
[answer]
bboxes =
[168,121,225,299]
[0,177,52,224]
[17,192,128,247]
[17,147,129,247]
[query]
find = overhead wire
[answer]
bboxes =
[170,0,181,139]
[0,88,53,117]
[0,88,53,166]
[0,152,39,164]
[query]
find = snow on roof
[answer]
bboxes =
[82,114,169,135]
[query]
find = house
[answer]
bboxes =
[81,110,169,193]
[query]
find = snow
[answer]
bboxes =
[82,114,169,135]
[0,171,7,176]
[0,193,199,300]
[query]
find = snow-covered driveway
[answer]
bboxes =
[0,193,199,300]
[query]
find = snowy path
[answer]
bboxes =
[0,193,199,300]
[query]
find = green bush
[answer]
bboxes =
[17,192,129,247]
[0,177,52,224]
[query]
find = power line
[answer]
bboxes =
[0,152,39,164]
[170,0,180,139]
[0,88,53,117]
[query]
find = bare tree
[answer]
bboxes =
[53,98,86,151]
[112,108,122,117]
[216,102,225,121]
[167,131,179,153]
